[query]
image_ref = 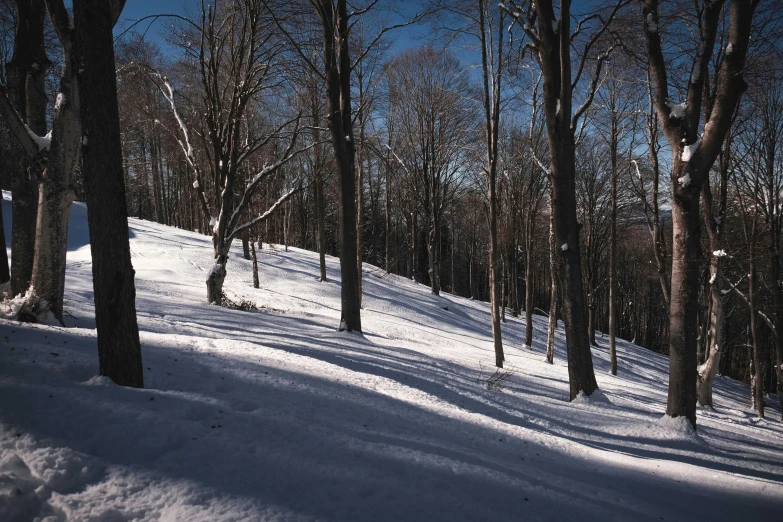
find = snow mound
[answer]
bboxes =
[82,375,116,387]
[571,389,612,408]
[657,414,699,440]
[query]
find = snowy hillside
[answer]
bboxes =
[1,194,782,521]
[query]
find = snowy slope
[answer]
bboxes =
[1,194,782,521]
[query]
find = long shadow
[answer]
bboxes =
[2,325,781,521]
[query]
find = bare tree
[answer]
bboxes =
[140,0,306,303]
[0,0,87,322]
[502,0,627,398]
[3,0,46,295]
[386,47,475,297]
[642,0,759,427]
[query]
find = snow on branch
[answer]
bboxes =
[0,84,46,159]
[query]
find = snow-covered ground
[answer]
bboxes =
[1,194,781,521]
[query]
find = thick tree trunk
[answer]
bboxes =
[666,162,701,426]
[6,0,47,296]
[206,253,227,304]
[9,161,37,295]
[74,0,143,388]
[317,0,361,331]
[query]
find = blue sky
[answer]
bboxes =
[114,0,427,55]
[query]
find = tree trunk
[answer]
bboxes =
[546,207,558,364]
[74,0,143,388]
[609,110,618,375]
[666,162,701,426]
[768,249,783,420]
[241,228,251,260]
[748,261,764,418]
[206,254,227,304]
[251,240,259,288]
[6,0,47,296]
[697,146,729,407]
[697,269,723,408]
[385,157,391,273]
[0,201,8,283]
[317,0,361,331]
[524,228,534,348]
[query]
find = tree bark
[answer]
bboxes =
[642,0,757,428]
[666,162,702,425]
[546,208,558,364]
[479,0,504,367]
[609,109,618,375]
[524,217,534,348]
[6,0,47,296]
[251,240,259,288]
[74,0,143,388]
[316,0,361,331]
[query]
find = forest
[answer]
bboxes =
[0,0,782,519]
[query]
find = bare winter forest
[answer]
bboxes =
[0,0,782,520]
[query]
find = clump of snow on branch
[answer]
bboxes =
[681,138,701,163]
[561,243,568,251]
[713,250,727,257]
[678,173,691,187]
[726,43,734,55]
[669,102,686,119]
[631,159,642,179]
[26,127,52,151]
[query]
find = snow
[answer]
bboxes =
[0,195,782,521]
[192,180,199,189]
[726,43,734,55]
[555,98,560,116]
[678,173,691,187]
[709,273,717,284]
[681,138,701,162]
[54,93,66,111]
[669,102,686,119]
[713,250,728,257]
[560,243,568,251]
[26,127,52,152]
